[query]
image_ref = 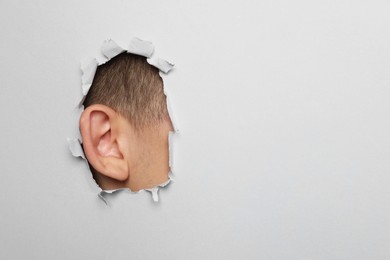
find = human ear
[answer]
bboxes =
[79,104,129,181]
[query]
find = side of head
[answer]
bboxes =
[79,53,173,191]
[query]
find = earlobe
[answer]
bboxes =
[79,104,129,182]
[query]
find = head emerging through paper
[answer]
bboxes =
[79,52,173,191]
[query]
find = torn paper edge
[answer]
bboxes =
[147,58,174,74]
[68,37,178,204]
[127,37,154,58]
[168,132,176,175]
[77,58,98,107]
[101,39,125,60]
[67,138,86,160]
[163,84,180,133]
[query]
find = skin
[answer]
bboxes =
[79,104,173,191]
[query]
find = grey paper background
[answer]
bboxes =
[1,0,390,259]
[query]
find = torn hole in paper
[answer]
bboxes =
[68,37,178,204]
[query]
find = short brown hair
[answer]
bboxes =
[83,52,169,129]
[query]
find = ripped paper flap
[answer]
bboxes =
[80,58,98,95]
[127,37,154,58]
[145,178,171,202]
[67,138,86,160]
[147,58,174,74]
[101,39,125,60]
